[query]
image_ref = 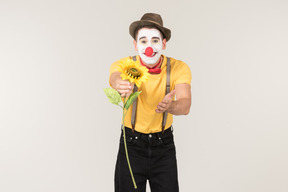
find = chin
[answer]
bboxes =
[145,60,157,65]
[141,55,160,65]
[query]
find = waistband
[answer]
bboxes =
[122,126,173,139]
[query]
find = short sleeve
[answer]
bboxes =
[109,57,131,87]
[174,61,192,85]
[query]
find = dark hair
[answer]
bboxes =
[134,25,165,41]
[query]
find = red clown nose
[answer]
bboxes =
[145,47,154,57]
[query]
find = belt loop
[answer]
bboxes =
[132,129,136,139]
[156,132,162,141]
[132,129,141,140]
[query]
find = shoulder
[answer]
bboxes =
[113,56,133,64]
[110,56,133,68]
[166,57,191,72]
[109,56,132,75]
[165,56,192,85]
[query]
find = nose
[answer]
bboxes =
[145,47,153,56]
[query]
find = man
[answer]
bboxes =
[109,13,192,192]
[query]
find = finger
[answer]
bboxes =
[155,108,162,113]
[119,80,131,85]
[156,104,167,111]
[157,102,167,109]
[116,84,132,90]
[155,108,164,113]
[116,88,132,95]
[116,80,131,88]
[121,89,133,97]
[160,100,169,105]
[118,89,131,95]
[156,106,164,111]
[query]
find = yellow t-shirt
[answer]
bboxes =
[109,55,192,133]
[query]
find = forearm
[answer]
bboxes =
[110,72,122,89]
[167,98,191,115]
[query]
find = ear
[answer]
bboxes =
[162,38,167,50]
[133,40,138,51]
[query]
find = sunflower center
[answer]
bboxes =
[127,67,141,79]
[130,68,137,72]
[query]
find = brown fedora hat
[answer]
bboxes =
[129,13,171,41]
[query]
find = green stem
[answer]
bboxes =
[122,97,137,189]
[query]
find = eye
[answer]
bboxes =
[140,39,147,44]
[152,39,160,44]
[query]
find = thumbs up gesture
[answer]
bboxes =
[155,90,176,113]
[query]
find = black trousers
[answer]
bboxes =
[114,126,179,192]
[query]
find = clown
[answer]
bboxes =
[109,13,192,192]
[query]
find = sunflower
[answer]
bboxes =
[118,58,150,87]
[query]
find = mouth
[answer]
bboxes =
[143,52,157,57]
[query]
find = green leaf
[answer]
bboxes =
[124,91,142,110]
[103,88,122,105]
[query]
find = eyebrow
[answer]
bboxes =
[139,37,160,40]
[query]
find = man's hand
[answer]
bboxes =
[156,84,191,115]
[110,72,134,97]
[155,90,176,113]
[115,79,134,97]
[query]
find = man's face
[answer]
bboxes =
[134,28,166,65]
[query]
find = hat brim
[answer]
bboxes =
[129,20,171,41]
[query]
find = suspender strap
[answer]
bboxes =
[162,57,171,133]
[131,85,138,132]
[130,56,171,133]
[131,56,138,132]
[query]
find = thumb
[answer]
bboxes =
[165,90,176,99]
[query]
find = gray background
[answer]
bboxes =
[1,0,288,192]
